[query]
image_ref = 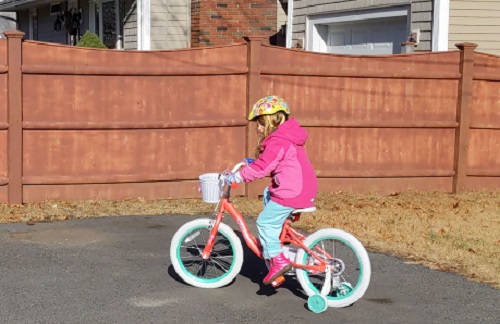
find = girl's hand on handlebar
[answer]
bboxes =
[224,172,243,185]
[243,158,255,166]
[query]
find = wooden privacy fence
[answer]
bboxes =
[0,31,499,204]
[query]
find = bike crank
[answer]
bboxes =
[271,275,285,288]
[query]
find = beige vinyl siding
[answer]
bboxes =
[449,0,500,55]
[276,0,287,46]
[166,0,189,49]
[292,0,433,51]
[150,0,189,50]
[278,0,287,29]
[150,0,168,49]
[123,0,137,50]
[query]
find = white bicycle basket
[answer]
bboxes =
[198,173,223,203]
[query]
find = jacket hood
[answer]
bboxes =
[266,118,308,146]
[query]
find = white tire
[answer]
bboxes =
[295,228,371,308]
[170,218,243,288]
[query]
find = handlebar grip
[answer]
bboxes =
[231,162,246,173]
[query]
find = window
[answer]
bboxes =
[50,3,61,15]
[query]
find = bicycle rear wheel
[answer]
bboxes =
[295,228,371,308]
[170,218,243,288]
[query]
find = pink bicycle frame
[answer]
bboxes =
[201,196,329,273]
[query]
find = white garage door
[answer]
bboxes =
[327,17,408,55]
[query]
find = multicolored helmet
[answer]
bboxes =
[248,96,291,121]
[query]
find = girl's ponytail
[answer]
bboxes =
[254,112,288,158]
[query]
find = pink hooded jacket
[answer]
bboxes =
[240,118,318,208]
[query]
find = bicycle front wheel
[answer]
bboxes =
[170,218,243,288]
[296,228,371,308]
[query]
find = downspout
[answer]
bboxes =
[286,0,293,48]
[186,0,191,48]
[432,0,450,51]
[143,0,150,50]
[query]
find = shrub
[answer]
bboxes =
[76,31,107,49]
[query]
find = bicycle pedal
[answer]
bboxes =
[271,276,285,288]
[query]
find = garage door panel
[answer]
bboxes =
[327,17,407,55]
[352,29,368,47]
[328,30,351,54]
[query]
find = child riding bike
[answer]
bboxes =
[225,95,318,286]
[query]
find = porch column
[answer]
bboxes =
[286,0,294,48]
[115,0,123,49]
[138,0,151,50]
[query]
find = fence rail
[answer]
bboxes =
[0,31,499,204]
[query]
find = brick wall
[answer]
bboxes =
[191,0,277,47]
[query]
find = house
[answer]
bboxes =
[0,0,283,49]
[436,0,500,55]
[282,0,500,56]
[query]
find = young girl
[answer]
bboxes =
[226,95,318,286]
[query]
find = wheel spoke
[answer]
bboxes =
[177,227,236,280]
[210,257,232,271]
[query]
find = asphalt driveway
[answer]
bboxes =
[0,214,498,324]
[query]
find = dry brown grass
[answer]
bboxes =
[1,190,498,288]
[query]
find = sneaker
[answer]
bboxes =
[263,252,292,285]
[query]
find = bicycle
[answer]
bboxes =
[170,162,371,313]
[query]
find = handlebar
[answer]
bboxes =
[218,162,247,199]
[219,162,246,183]
[230,162,246,173]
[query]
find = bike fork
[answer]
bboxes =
[201,217,221,259]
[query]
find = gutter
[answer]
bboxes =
[0,0,45,12]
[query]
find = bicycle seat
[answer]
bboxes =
[291,207,316,215]
[289,207,316,222]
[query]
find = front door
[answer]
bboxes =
[90,0,117,49]
[101,0,117,48]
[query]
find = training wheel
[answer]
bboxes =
[307,294,328,313]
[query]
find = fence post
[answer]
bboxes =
[244,36,265,199]
[5,30,24,204]
[453,42,477,194]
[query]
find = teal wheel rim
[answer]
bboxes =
[308,294,328,313]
